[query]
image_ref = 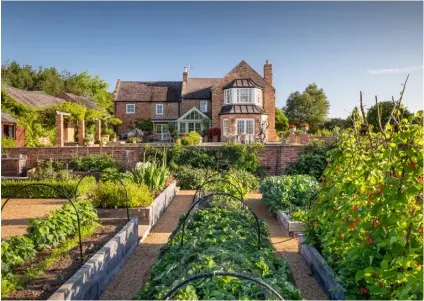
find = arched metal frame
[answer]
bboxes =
[2,184,84,266]
[181,192,262,250]
[162,271,284,300]
[73,169,130,221]
[192,177,245,204]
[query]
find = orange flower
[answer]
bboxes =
[339,233,345,238]
[372,220,380,228]
[349,222,355,230]
[418,177,423,183]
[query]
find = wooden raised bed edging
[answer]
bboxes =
[48,217,139,300]
[277,211,306,237]
[298,234,346,300]
[96,180,178,226]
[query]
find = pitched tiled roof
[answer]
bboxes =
[115,81,182,102]
[59,92,102,110]
[224,78,263,89]
[182,78,221,99]
[5,86,64,108]
[219,104,266,115]
[1,111,17,123]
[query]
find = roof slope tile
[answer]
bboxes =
[115,81,182,102]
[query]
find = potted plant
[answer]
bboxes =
[127,137,140,144]
[300,122,309,134]
[289,124,297,134]
[85,136,94,146]
[101,130,110,140]
[110,132,117,142]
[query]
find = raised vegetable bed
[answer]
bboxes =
[277,211,306,237]
[96,180,178,226]
[298,234,346,300]
[48,218,138,300]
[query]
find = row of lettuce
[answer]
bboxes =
[259,114,423,300]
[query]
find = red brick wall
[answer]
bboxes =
[219,114,262,141]
[2,144,305,175]
[180,100,211,116]
[115,102,179,135]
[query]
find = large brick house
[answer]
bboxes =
[114,60,276,141]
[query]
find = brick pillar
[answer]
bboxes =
[300,134,310,144]
[63,121,69,143]
[78,120,85,146]
[263,60,276,141]
[289,134,298,144]
[95,119,101,143]
[56,114,64,147]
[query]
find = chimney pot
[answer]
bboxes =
[183,67,188,83]
[266,60,270,64]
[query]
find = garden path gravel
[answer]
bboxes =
[246,193,328,300]
[1,198,67,239]
[100,191,327,300]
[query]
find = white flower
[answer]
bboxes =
[135,161,152,169]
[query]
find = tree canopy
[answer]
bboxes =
[1,60,114,113]
[283,83,330,132]
[366,101,410,130]
[275,107,289,132]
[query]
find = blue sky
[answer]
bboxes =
[2,1,423,117]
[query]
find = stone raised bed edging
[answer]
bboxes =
[48,217,139,300]
[298,234,346,300]
[277,211,306,237]
[96,180,178,226]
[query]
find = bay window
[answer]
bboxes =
[237,119,254,135]
[223,88,262,105]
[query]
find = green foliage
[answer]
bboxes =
[313,128,333,136]
[135,118,154,131]
[275,107,289,131]
[283,83,330,132]
[2,61,114,112]
[1,236,36,275]
[27,200,98,250]
[285,140,333,180]
[31,159,73,181]
[100,167,133,182]
[323,117,351,131]
[91,180,154,208]
[367,101,410,130]
[55,102,86,120]
[137,207,301,300]
[290,210,308,223]
[260,175,319,214]
[172,165,214,190]
[132,155,170,192]
[1,136,16,148]
[127,136,141,143]
[1,177,96,198]
[181,131,202,145]
[305,112,423,299]
[69,154,120,172]
[108,117,123,126]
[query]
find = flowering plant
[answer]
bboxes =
[288,124,297,129]
[300,122,310,127]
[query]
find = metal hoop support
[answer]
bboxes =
[73,169,130,220]
[181,192,262,250]
[162,271,284,300]
[1,184,85,266]
[192,177,245,204]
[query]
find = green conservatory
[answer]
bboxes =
[176,107,210,134]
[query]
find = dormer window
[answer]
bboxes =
[237,89,252,103]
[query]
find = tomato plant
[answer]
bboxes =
[305,112,423,299]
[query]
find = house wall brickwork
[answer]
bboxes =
[180,99,211,116]
[2,144,305,176]
[219,113,262,141]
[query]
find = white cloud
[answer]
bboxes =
[368,65,423,75]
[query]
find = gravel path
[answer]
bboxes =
[100,191,327,300]
[100,190,195,300]
[246,193,328,300]
[1,198,67,239]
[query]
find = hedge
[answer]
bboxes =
[1,177,96,199]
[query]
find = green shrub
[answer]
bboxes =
[181,131,201,145]
[172,165,213,190]
[135,118,153,131]
[69,154,120,172]
[100,167,133,182]
[31,159,73,181]
[285,140,334,180]
[27,200,98,249]
[290,210,308,222]
[1,177,96,199]
[1,236,36,275]
[260,175,319,213]
[92,180,154,208]
[132,159,170,192]
[1,136,16,148]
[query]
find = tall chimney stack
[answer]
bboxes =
[264,60,273,86]
[183,66,188,83]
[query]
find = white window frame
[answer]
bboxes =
[156,104,164,115]
[200,101,208,113]
[237,89,253,104]
[236,119,255,135]
[126,104,135,114]
[256,89,263,106]
[224,89,231,104]
[223,119,229,136]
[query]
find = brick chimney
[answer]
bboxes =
[264,60,273,86]
[183,66,188,83]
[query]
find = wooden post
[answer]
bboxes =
[78,120,85,146]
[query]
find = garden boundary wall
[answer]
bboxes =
[2,143,306,176]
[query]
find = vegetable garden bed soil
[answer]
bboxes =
[4,219,127,301]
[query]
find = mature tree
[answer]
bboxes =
[275,107,289,131]
[1,60,114,113]
[366,101,410,130]
[323,117,351,130]
[283,83,330,132]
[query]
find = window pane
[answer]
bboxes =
[156,124,162,133]
[223,120,229,136]
[237,120,244,134]
[195,123,201,133]
[247,120,254,134]
[188,123,194,132]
